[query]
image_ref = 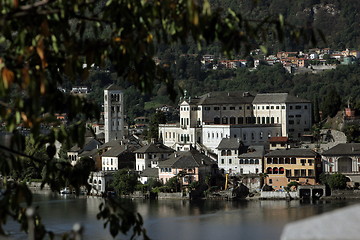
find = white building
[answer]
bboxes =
[216,138,265,175]
[134,142,175,172]
[101,145,134,171]
[252,93,312,139]
[159,91,311,153]
[104,84,125,143]
[237,145,265,175]
[88,171,114,195]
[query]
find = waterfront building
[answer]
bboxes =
[264,148,322,190]
[104,84,125,143]
[159,91,312,153]
[88,171,114,195]
[322,143,360,182]
[139,168,159,184]
[158,149,218,185]
[101,145,135,171]
[134,142,175,172]
[216,138,243,173]
[238,145,265,175]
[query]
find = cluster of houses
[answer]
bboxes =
[201,48,360,72]
[66,85,360,195]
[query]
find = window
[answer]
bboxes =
[279,167,284,174]
[295,105,301,109]
[221,159,224,164]
[267,167,273,174]
[267,158,272,164]
[239,106,243,110]
[290,106,293,110]
[238,117,244,124]
[289,115,294,118]
[222,117,228,124]
[246,106,250,110]
[239,159,244,164]
[308,159,313,166]
[291,158,296,164]
[296,114,302,118]
[288,120,294,124]
[245,159,249,164]
[230,117,236,124]
[229,159,232,164]
[204,107,210,111]
[266,106,269,109]
[304,105,308,109]
[308,169,314,176]
[269,179,273,184]
[276,106,280,109]
[255,159,259,164]
[286,169,291,177]
[221,150,226,156]
[214,117,220,124]
[223,107,227,110]
[246,117,252,124]
[214,107,220,110]
[271,106,274,109]
[282,106,285,109]
[301,159,306,166]
[230,106,235,110]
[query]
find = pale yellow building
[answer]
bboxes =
[264,149,322,190]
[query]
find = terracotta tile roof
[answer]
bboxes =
[269,137,289,143]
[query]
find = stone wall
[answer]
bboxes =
[261,191,298,199]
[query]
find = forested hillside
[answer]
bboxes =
[74,0,360,122]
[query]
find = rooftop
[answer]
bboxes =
[159,149,216,168]
[265,148,318,158]
[322,143,360,156]
[253,93,311,104]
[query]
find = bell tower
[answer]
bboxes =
[104,84,124,142]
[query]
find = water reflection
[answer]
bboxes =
[3,194,357,240]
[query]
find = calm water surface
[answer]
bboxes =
[4,193,358,240]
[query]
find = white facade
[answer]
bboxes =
[104,85,124,143]
[202,124,281,150]
[102,156,118,171]
[159,92,312,153]
[217,148,239,173]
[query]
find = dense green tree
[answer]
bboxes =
[147,111,167,140]
[165,176,181,192]
[112,169,139,195]
[321,86,342,118]
[313,97,321,123]
[320,173,348,190]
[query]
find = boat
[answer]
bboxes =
[60,187,71,194]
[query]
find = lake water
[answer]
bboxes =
[3,193,357,240]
